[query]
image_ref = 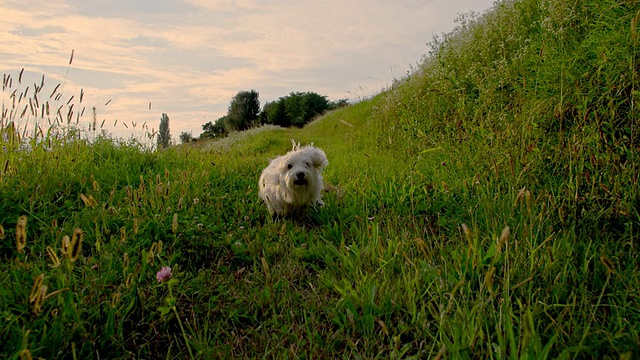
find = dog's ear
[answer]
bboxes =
[291,139,301,151]
[309,148,328,169]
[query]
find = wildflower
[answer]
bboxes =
[156,266,172,283]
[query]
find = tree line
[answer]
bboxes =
[199,90,348,140]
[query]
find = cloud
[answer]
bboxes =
[0,0,495,140]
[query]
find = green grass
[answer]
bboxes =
[2,0,640,358]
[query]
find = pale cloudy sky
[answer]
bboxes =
[0,0,494,141]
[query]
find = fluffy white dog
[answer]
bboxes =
[259,140,328,216]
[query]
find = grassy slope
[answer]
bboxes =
[1,0,639,358]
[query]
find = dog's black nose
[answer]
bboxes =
[296,172,305,180]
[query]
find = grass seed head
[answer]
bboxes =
[172,213,178,233]
[632,9,640,42]
[61,235,70,256]
[29,273,44,303]
[69,229,83,261]
[484,266,496,294]
[600,255,616,274]
[46,246,60,267]
[16,215,27,253]
[515,187,526,206]
[19,349,32,360]
[461,223,473,245]
[79,193,89,206]
[125,273,134,288]
[414,237,429,259]
[32,285,47,315]
[497,226,510,253]
[133,218,139,234]
[111,292,121,308]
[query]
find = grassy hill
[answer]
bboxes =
[1,0,639,358]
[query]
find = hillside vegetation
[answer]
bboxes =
[1,0,639,358]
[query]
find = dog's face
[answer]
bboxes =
[259,141,328,216]
[280,147,328,190]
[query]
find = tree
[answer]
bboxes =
[157,113,171,149]
[328,98,349,110]
[302,92,330,121]
[179,131,193,144]
[262,99,289,127]
[282,92,330,127]
[200,116,228,139]
[284,92,307,127]
[226,90,260,131]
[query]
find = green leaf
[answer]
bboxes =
[158,306,170,317]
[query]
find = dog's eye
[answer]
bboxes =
[287,164,293,169]
[306,162,310,168]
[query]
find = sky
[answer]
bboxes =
[0,0,495,142]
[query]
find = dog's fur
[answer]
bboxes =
[259,140,328,216]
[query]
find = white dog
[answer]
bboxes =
[259,140,328,216]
